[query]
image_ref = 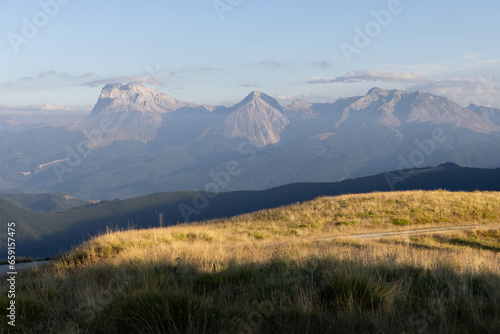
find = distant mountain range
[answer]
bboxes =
[1,84,500,199]
[0,115,36,135]
[1,162,500,259]
[0,192,88,212]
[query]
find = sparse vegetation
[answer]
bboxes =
[1,190,500,333]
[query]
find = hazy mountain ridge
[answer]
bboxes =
[213,91,290,146]
[0,192,88,212]
[0,115,38,134]
[70,84,500,147]
[88,83,200,116]
[320,88,498,133]
[1,84,500,199]
[467,104,500,126]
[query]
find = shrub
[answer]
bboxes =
[392,218,410,226]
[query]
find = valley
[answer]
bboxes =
[2,162,500,260]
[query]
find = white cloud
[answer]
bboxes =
[0,104,92,123]
[80,76,164,87]
[258,61,282,69]
[462,53,480,61]
[311,61,330,69]
[274,92,335,105]
[307,70,428,84]
[410,76,499,107]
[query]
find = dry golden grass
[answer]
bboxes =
[1,190,500,333]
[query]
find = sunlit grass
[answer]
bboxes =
[1,190,499,333]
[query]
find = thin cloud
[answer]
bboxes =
[239,83,259,88]
[308,70,429,84]
[0,104,92,113]
[312,61,330,69]
[6,70,97,85]
[461,53,480,61]
[259,61,282,69]
[274,92,335,105]
[80,76,164,87]
[39,70,56,78]
[197,67,220,71]
[0,103,92,123]
[411,76,499,106]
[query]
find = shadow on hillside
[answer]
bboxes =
[20,255,496,334]
[448,238,500,252]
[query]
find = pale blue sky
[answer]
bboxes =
[1,0,500,120]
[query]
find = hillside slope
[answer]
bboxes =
[1,191,499,333]
[1,163,500,259]
[0,192,88,212]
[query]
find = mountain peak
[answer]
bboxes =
[250,90,263,97]
[335,88,500,133]
[75,83,201,148]
[215,91,289,146]
[284,100,317,119]
[89,83,198,117]
[439,162,461,169]
[233,90,283,112]
[367,87,383,95]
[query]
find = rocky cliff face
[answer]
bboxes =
[467,104,500,127]
[71,83,203,147]
[68,84,500,149]
[332,88,499,133]
[88,83,198,116]
[284,99,318,119]
[215,91,290,146]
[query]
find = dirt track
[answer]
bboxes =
[0,260,55,277]
[317,224,500,242]
[1,225,499,276]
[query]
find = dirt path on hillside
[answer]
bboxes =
[0,260,55,277]
[316,224,500,242]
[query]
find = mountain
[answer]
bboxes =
[89,82,200,116]
[0,115,36,135]
[298,88,498,133]
[213,91,290,146]
[467,104,500,127]
[284,99,318,119]
[69,83,209,147]
[2,162,500,259]
[1,84,500,199]
[0,192,88,212]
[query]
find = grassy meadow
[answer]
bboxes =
[1,190,500,333]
